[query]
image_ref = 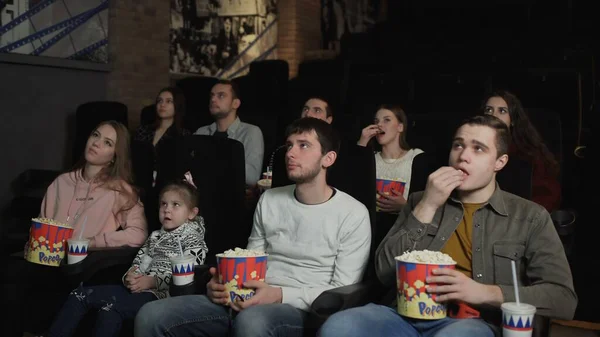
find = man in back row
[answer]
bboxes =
[319,115,577,336]
[195,79,264,186]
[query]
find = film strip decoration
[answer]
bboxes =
[0,0,107,56]
[32,1,108,56]
[0,0,58,36]
[67,37,107,60]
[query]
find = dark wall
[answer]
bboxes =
[0,62,108,217]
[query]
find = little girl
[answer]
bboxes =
[45,174,208,337]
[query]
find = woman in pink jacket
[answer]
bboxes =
[41,120,148,248]
[5,120,148,337]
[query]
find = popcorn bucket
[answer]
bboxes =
[216,254,268,304]
[25,218,74,267]
[395,257,456,319]
[376,179,406,211]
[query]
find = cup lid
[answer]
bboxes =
[68,238,90,243]
[170,254,194,259]
[501,302,536,314]
[257,179,272,188]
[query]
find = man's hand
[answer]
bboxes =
[413,167,465,223]
[128,275,156,293]
[421,167,465,209]
[206,267,229,305]
[377,190,407,213]
[426,268,503,307]
[232,280,282,312]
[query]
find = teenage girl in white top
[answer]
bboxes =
[357,105,423,213]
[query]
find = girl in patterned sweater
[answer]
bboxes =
[45,174,208,337]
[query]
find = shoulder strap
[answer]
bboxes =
[53,178,60,219]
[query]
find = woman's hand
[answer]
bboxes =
[358,125,381,147]
[376,189,407,213]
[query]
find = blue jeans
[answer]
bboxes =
[318,303,495,337]
[47,284,156,337]
[134,295,307,337]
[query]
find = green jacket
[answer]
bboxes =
[376,183,577,325]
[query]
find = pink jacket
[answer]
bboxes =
[40,170,148,248]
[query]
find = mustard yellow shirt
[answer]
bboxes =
[441,203,483,278]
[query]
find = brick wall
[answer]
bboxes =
[106,0,170,129]
[278,0,321,78]
[106,0,320,127]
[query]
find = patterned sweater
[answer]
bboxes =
[122,216,208,299]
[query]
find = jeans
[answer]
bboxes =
[47,284,156,337]
[318,303,495,337]
[135,295,307,337]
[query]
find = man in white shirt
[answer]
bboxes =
[135,118,372,337]
[195,80,264,186]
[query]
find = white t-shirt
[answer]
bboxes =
[247,185,372,311]
[375,148,424,200]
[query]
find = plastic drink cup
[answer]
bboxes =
[501,302,536,337]
[170,254,196,286]
[67,238,89,264]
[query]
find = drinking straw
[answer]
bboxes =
[177,235,184,256]
[78,216,88,240]
[511,260,520,305]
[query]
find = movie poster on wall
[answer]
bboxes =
[217,0,259,16]
[170,0,277,78]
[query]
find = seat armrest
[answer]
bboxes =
[193,264,214,295]
[304,279,386,337]
[61,246,139,284]
[551,209,576,237]
[170,281,197,297]
[533,315,550,337]
[311,279,384,315]
[170,264,211,296]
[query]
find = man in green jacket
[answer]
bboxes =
[318,114,576,337]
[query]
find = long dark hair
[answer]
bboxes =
[154,86,186,131]
[481,89,559,174]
